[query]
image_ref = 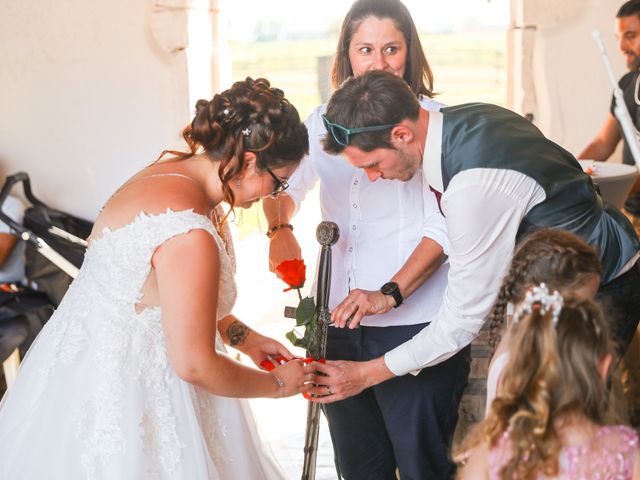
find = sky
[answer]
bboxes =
[221,0,510,42]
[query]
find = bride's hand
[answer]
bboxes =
[240,330,294,368]
[270,360,314,397]
[218,315,293,368]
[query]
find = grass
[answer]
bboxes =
[229,31,507,237]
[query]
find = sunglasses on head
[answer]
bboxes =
[263,165,289,197]
[322,114,397,146]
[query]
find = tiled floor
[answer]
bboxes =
[249,396,337,479]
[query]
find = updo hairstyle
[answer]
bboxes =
[161,77,308,210]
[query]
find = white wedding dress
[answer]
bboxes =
[0,209,286,480]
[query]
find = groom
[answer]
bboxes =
[310,70,640,401]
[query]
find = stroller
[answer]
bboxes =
[0,172,92,389]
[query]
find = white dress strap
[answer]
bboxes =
[102,173,202,212]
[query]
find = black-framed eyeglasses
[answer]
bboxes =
[322,114,397,146]
[264,165,289,197]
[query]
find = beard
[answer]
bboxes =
[627,51,640,71]
[396,148,420,182]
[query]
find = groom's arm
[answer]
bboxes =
[309,173,537,402]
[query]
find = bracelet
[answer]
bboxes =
[271,373,285,398]
[266,223,293,239]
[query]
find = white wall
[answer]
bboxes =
[0,0,193,220]
[509,0,624,158]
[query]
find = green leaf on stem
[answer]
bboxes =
[295,296,316,326]
[285,330,303,347]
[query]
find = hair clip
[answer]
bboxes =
[242,128,251,136]
[223,108,230,116]
[513,283,563,326]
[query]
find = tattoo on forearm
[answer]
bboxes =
[227,320,249,346]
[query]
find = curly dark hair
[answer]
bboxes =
[159,77,308,212]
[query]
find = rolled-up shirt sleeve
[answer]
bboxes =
[385,168,545,375]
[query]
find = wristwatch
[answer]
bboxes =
[380,281,403,308]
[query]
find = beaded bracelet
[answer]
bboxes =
[266,223,293,238]
[271,373,285,398]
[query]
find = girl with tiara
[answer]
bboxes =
[485,229,602,414]
[459,283,640,478]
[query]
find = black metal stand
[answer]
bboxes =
[301,221,339,480]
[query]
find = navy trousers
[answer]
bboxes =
[325,323,471,480]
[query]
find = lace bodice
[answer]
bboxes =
[489,425,639,479]
[80,208,237,319]
[0,203,286,478]
[21,209,243,479]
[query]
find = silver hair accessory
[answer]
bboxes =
[242,128,251,136]
[513,283,563,326]
[223,108,230,116]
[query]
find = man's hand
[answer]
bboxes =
[306,357,395,403]
[330,289,395,328]
[268,227,302,275]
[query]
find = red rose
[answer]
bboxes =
[276,259,306,291]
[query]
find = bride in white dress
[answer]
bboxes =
[0,77,313,479]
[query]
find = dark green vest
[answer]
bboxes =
[439,103,639,284]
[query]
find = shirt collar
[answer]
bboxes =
[422,110,444,193]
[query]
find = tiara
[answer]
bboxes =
[513,283,563,326]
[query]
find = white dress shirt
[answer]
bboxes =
[384,110,547,374]
[286,98,450,327]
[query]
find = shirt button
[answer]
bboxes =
[348,247,353,252]
[353,204,358,208]
[354,180,358,185]
[352,225,356,230]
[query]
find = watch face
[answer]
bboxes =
[381,282,398,295]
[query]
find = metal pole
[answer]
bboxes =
[301,221,339,480]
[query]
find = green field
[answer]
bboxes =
[230,31,507,237]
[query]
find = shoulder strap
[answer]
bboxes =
[102,173,202,212]
[139,209,220,254]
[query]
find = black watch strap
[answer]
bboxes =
[381,281,403,308]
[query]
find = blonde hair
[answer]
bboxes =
[461,295,614,479]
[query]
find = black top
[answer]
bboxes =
[609,70,640,214]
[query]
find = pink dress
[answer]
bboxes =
[489,425,639,479]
